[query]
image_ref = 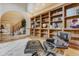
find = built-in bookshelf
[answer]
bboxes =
[49,29,62,38]
[30,28,35,36]
[64,3,79,40]
[41,29,48,38]
[35,16,41,28]
[50,7,63,29]
[30,3,79,40]
[41,12,49,29]
[31,18,35,28]
[35,29,40,37]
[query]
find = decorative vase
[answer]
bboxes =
[42,24,47,28]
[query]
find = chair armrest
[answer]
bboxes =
[43,41,56,51]
[47,42,56,48]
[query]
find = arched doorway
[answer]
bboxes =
[0,11,26,41]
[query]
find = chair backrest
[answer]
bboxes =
[57,31,71,42]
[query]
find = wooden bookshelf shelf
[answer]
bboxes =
[30,3,79,39]
[64,28,79,31]
[51,13,62,18]
[51,20,62,23]
[65,15,79,19]
[50,28,62,30]
[71,34,79,39]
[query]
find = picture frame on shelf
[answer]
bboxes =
[66,7,76,17]
[70,18,79,28]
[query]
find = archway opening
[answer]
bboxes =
[1,11,26,36]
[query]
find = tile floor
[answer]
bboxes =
[0,38,31,56]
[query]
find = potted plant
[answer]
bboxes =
[21,19,26,34]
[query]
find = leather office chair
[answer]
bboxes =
[24,40,44,56]
[43,32,70,56]
[43,38,57,56]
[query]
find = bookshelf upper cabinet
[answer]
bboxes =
[50,7,63,29]
[64,3,79,29]
[30,3,79,39]
[41,12,49,29]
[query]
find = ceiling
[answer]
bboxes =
[26,3,63,17]
[1,11,24,26]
